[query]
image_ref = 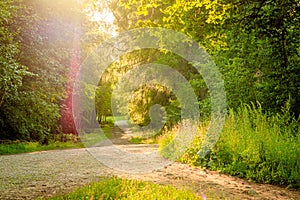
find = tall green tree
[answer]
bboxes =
[0,0,33,139]
[0,0,30,107]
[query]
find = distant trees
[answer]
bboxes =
[95,83,112,124]
[111,0,300,118]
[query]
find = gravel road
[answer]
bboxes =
[0,148,110,199]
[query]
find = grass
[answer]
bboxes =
[0,124,113,155]
[129,137,143,144]
[47,177,203,200]
[80,126,112,147]
[129,136,159,144]
[159,103,300,188]
[106,115,127,123]
[0,140,84,155]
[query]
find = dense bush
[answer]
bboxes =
[0,0,82,142]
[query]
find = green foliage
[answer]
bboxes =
[97,49,196,129]
[116,0,300,118]
[48,177,202,200]
[128,83,176,126]
[0,0,85,142]
[1,92,61,142]
[159,104,300,187]
[0,1,28,102]
[0,0,33,139]
[219,0,300,115]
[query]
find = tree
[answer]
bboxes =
[95,83,112,124]
[0,0,30,107]
[0,0,33,139]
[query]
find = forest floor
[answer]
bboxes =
[0,123,299,200]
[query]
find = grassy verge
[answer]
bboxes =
[159,104,300,188]
[80,125,112,147]
[0,140,84,155]
[129,136,159,144]
[106,115,127,122]
[47,177,202,200]
[0,124,113,155]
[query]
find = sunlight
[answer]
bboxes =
[86,1,117,37]
[42,0,117,36]
[91,11,114,24]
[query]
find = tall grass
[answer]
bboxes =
[159,104,300,187]
[48,177,202,200]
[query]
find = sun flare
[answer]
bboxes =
[91,11,115,24]
[86,2,117,36]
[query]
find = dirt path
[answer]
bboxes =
[0,123,299,199]
[119,162,300,200]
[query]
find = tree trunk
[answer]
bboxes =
[282,29,289,69]
[0,90,5,108]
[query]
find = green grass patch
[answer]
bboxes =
[80,126,112,147]
[48,177,202,200]
[0,141,84,155]
[0,124,114,155]
[107,115,127,122]
[129,136,159,144]
[128,128,162,144]
[129,137,143,144]
[159,103,300,188]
